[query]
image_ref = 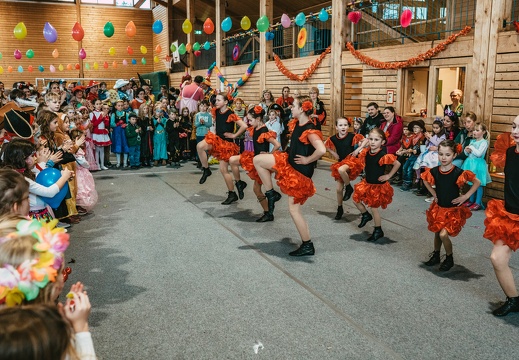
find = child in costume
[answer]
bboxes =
[352,128,401,242]
[324,117,363,220]
[309,87,326,130]
[484,119,519,316]
[266,105,284,152]
[70,129,98,211]
[110,100,130,169]
[228,106,281,221]
[421,140,480,271]
[165,111,183,167]
[253,96,326,256]
[194,101,213,168]
[153,104,168,166]
[138,103,154,167]
[125,113,142,169]
[196,93,248,205]
[77,106,99,172]
[353,118,363,135]
[461,122,492,210]
[233,98,247,153]
[391,126,414,186]
[91,99,111,170]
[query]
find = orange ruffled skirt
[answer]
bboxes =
[272,151,315,205]
[204,132,239,162]
[426,201,472,237]
[239,151,261,184]
[352,179,394,209]
[330,156,364,182]
[484,199,519,251]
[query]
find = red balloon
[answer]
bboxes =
[103,61,108,69]
[400,9,413,28]
[194,50,202,57]
[203,18,215,35]
[127,46,134,55]
[75,63,80,70]
[72,22,84,41]
[28,65,33,72]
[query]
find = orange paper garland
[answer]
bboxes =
[274,46,331,82]
[346,26,472,70]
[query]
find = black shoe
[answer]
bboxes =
[265,189,282,214]
[416,187,428,196]
[493,296,519,316]
[221,191,238,205]
[289,241,315,256]
[235,180,247,200]
[196,160,202,169]
[334,205,344,220]
[358,211,373,228]
[439,254,454,271]
[343,184,354,201]
[199,167,212,184]
[367,227,384,241]
[424,251,441,266]
[256,211,274,222]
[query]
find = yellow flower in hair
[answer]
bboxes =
[5,288,24,307]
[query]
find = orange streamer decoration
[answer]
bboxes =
[274,46,331,82]
[346,26,472,70]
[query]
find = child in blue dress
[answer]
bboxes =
[153,104,168,166]
[110,100,129,169]
[461,122,492,210]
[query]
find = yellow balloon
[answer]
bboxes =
[0,66,3,75]
[240,16,251,30]
[14,22,27,40]
[182,19,192,34]
[154,56,160,63]
[58,64,64,71]
[93,62,99,70]
[140,45,148,54]
[109,47,116,56]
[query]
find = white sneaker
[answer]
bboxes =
[425,196,434,203]
[57,221,71,229]
[101,165,109,170]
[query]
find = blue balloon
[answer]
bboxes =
[131,59,137,65]
[152,20,163,34]
[295,12,306,26]
[265,32,275,41]
[203,41,211,51]
[35,168,69,209]
[221,17,232,32]
[318,8,329,22]
[38,65,44,72]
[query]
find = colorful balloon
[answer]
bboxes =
[281,14,291,28]
[122,59,128,66]
[85,63,90,70]
[347,11,362,24]
[193,42,200,51]
[103,22,115,37]
[26,49,34,59]
[203,18,214,35]
[140,45,147,54]
[112,61,117,68]
[155,45,162,53]
[186,43,192,52]
[265,32,275,41]
[318,8,329,22]
[0,53,2,60]
[125,21,136,37]
[79,48,87,59]
[141,57,146,65]
[400,9,413,28]
[240,16,251,30]
[170,43,177,52]
[58,64,64,71]
[126,46,133,55]
[36,169,69,208]
[14,49,22,60]
[43,22,58,43]
[52,49,59,58]
[14,22,27,40]
[72,22,84,41]
[203,41,210,51]
[297,28,307,49]
[7,66,13,73]
[182,19,192,34]
[18,66,23,73]
[38,65,44,72]
[75,63,80,70]
[131,59,137,65]
[256,15,270,32]
[295,12,306,27]
[103,61,108,69]
[152,20,163,34]
[0,66,3,75]
[93,62,99,70]
[194,51,201,57]
[153,56,159,63]
[221,17,232,32]
[66,64,72,70]
[28,65,34,72]
[178,43,186,55]
[109,47,116,56]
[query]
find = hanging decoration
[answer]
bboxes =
[265,32,275,41]
[232,44,240,61]
[347,11,362,24]
[13,49,22,60]
[72,22,84,41]
[295,12,306,27]
[256,15,270,32]
[182,19,192,34]
[79,48,87,59]
[346,26,472,70]
[240,16,251,30]
[400,9,413,28]
[273,46,331,82]
[52,49,59,58]
[221,17,232,32]
[155,45,162,53]
[127,46,134,55]
[318,8,329,22]
[203,18,215,35]
[43,22,58,43]
[14,22,28,40]
[26,49,34,59]
[152,20,163,34]
[297,28,307,48]
[28,65,34,72]
[193,42,201,51]
[125,21,137,37]
[104,22,115,37]
[281,14,291,28]
[206,60,258,97]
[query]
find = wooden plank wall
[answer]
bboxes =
[343,68,363,120]
[152,5,169,75]
[0,2,154,86]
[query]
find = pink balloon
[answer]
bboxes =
[122,59,128,66]
[79,48,87,60]
[50,65,56,73]
[347,11,362,24]
[14,49,22,60]
[281,14,291,28]
[400,9,413,28]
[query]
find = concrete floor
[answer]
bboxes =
[66,161,519,360]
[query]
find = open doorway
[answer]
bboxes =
[403,68,429,117]
[435,67,466,116]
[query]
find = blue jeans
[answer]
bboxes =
[402,155,418,185]
[129,145,140,166]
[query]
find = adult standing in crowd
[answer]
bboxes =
[178,75,205,114]
[360,102,384,137]
[276,86,294,149]
[444,89,464,118]
[259,90,275,114]
[157,85,174,102]
[379,106,403,154]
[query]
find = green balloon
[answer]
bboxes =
[104,22,115,37]
[0,52,3,60]
[170,43,177,52]
[141,57,146,65]
[193,42,201,51]
[26,49,34,59]
[178,43,187,55]
[85,63,90,70]
[256,15,270,32]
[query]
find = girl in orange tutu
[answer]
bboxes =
[253,96,326,256]
[228,106,281,222]
[352,128,401,241]
[421,140,480,271]
[196,92,248,204]
[484,117,519,316]
[324,117,363,220]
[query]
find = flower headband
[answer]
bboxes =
[253,105,263,115]
[444,109,455,117]
[434,117,444,125]
[0,219,70,307]
[301,100,313,112]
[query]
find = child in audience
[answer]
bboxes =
[70,129,98,212]
[110,100,129,169]
[153,104,168,166]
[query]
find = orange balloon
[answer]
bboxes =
[28,65,33,72]
[52,49,59,58]
[125,21,136,37]
[66,64,73,70]
[8,66,13,73]
[186,43,192,52]
[155,45,162,54]
[103,61,108,69]
[112,61,117,68]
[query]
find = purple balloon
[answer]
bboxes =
[43,22,58,43]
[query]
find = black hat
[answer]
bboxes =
[268,103,283,113]
[408,119,426,133]
[3,109,33,139]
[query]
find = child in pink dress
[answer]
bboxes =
[71,129,98,212]
[78,106,100,172]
